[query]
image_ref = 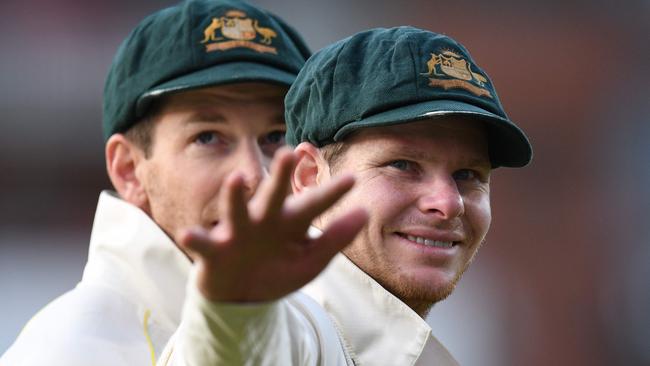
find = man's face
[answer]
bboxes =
[136,83,286,244]
[317,118,491,313]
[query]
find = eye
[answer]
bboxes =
[453,169,479,181]
[387,160,413,171]
[259,130,286,156]
[194,131,222,145]
[264,130,286,145]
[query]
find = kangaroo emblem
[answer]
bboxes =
[425,52,488,86]
[253,19,277,45]
[201,18,223,43]
[426,53,440,75]
[200,10,279,54]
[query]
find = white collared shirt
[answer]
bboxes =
[1,191,191,366]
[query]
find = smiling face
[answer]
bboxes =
[133,83,287,244]
[314,118,492,315]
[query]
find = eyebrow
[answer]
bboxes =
[389,146,432,161]
[180,110,286,127]
[182,110,227,125]
[383,145,490,167]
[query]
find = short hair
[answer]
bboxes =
[123,99,164,158]
[320,141,351,173]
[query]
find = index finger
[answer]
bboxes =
[284,174,356,232]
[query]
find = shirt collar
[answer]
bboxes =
[82,191,192,329]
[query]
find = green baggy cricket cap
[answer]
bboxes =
[103,0,311,141]
[285,26,532,168]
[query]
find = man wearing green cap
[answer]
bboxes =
[159,27,532,365]
[1,1,368,365]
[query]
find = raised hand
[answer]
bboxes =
[178,148,368,302]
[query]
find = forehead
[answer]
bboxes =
[149,83,286,125]
[342,117,489,162]
[158,82,287,110]
[147,82,286,142]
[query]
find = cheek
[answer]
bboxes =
[193,170,223,196]
[355,179,411,230]
[153,159,224,214]
[466,193,491,240]
[188,168,229,218]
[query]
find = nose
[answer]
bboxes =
[237,142,266,198]
[417,176,464,219]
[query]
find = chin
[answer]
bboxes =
[398,268,463,305]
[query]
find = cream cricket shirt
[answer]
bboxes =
[1,191,191,366]
[2,192,458,366]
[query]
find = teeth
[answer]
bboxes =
[406,235,453,248]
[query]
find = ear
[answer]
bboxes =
[105,134,150,210]
[292,142,330,194]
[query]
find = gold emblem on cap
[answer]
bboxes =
[423,50,492,98]
[200,9,278,54]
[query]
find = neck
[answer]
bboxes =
[405,299,434,319]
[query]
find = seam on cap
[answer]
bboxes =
[407,39,420,100]
[329,38,351,143]
[188,1,198,69]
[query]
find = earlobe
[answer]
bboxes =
[291,142,328,194]
[105,134,149,209]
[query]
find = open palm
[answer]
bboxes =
[178,148,368,302]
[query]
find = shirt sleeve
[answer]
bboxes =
[157,267,328,366]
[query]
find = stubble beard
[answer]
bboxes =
[143,167,185,244]
[373,240,484,317]
[395,262,467,316]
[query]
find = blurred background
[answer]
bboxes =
[1,0,648,365]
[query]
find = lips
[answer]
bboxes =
[404,234,453,248]
[395,232,460,249]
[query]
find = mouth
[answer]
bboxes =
[395,232,458,249]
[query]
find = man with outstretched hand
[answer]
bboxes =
[0,1,367,365]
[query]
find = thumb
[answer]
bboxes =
[177,227,216,262]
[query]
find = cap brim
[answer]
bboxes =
[334,99,532,168]
[135,61,296,117]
